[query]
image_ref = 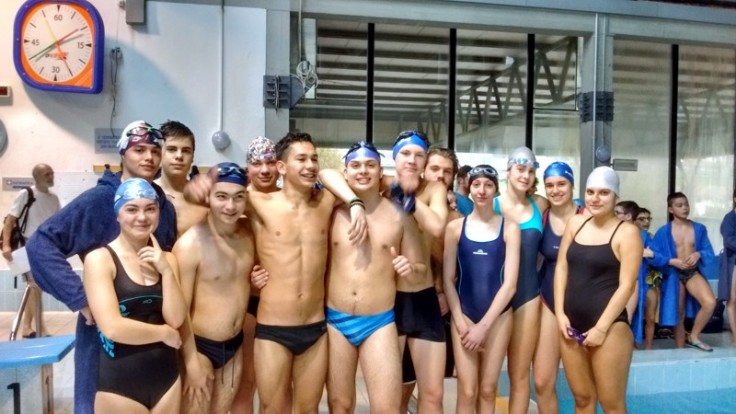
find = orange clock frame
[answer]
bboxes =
[13,0,104,93]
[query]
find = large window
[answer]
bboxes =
[287,17,735,203]
[289,19,368,152]
[676,45,735,251]
[372,24,450,149]
[454,30,527,160]
[533,35,580,196]
[612,40,671,231]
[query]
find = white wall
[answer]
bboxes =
[0,1,268,311]
[0,1,267,214]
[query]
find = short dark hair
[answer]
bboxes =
[616,200,640,217]
[457,165,472,179]
[636,207,651,218]
[275,131,314,161]
[160,120,195,151]
[667,192,688,207]
[427,147,459,177]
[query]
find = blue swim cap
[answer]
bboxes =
[544,161,574,187]
[114,178,158,216]
[392,130,429,159]
[214,162,248,187]
[344,141,381,165]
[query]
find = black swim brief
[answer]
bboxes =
[678,268,698,284]
[247,295,260,317]
[195,331,245,369]
[394,287,445,343]
[255,320,327,355]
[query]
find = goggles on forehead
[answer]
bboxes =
[344,141,382,165]
[468,165,498,182]
[113,178,159,216]
[118,186,158,202]
[126,125,164,142]
[217,164,248,181]
[392,130,430,159]
[508,158,540,169]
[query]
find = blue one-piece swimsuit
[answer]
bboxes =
[457,217,509,323]
[539,215,562,312]
[494,196,543,310]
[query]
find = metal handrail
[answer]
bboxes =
[9,273,43,341]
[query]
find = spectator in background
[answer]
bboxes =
[615,200,639,223]
[649,192,717,352]
[2,163,60,338]
[455,165,474,216]
[616,200,641,322]
[719,190,736,345]
[632,207,662,349]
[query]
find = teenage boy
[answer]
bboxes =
[650,192,717,351]
[154,120,208,236]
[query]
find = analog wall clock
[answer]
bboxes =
[13,0,105,94]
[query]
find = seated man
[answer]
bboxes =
[175,163,255,413]
[650,192,717,351]
[319,141,426,413]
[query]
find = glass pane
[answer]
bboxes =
[612,40,671,231]
[532,110,581,197]
[533,35,580,196]
[373,24,450,149]
[676,46,735,252]
[290,18,368,153]
[534,35,578,110]
[454,30,527,158]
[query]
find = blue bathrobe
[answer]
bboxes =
[631,229,654,344]
[719,210,736,301]
[648,221,716,327]
[26,170,176,414]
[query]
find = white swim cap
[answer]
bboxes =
[507,146,539,169]
[586,166,619,195]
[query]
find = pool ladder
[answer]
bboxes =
[8,273,43,341]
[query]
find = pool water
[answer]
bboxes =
[559,388,736,413]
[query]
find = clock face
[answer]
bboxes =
[14,0,104,93]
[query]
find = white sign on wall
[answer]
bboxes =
[2,177,34,191]
[95,128,122,154]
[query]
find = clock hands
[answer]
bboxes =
[27,29,81,62]
[41,14,74,77]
